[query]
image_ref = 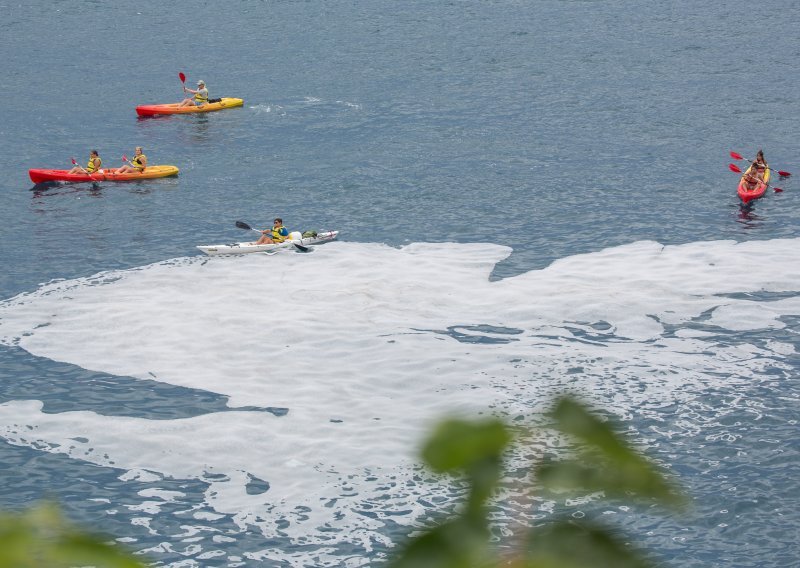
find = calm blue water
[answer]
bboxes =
[2,1,800,566]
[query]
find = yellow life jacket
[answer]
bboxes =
[86,157,101,173]
[271,226,289,243]
[194,88,208,103]
[131,154,146,170]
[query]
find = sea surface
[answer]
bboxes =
[1,1,799,566]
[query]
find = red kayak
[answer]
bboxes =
[29,165,180,184]
[737,165,770,204]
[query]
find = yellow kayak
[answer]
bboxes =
[136,98,244,117]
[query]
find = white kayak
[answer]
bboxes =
[196,230,339,256]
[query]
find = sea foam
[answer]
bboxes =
[0,238,798,553]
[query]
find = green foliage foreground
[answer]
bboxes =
[0,395,684,567]
[389,396,687,568]
[0,502,144,568]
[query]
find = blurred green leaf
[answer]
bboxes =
[521,521,656,568]
[537,461,682,506]
[551,397,639,458]
[388,516,491,568]
[0,503,145,568]
[421,418,512,514]
[542,397,686,507]
[50,533,145,568]
[421,418,511,474]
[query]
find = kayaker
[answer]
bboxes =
[178,80,209,107]
[255,218,290,245]
[751,149,769,179]
[754,149,767,169]
[741,167,763,192]
[114,147,147,174]
[68,150,102,175]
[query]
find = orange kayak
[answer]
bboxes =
[136,98,244,117]
[29,165,180,184]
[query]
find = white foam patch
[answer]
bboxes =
[0,238,799,555]
[249,103,284,116]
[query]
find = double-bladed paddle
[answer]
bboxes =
[729,151,791,177]
[235,220,310,252]
[728,163,784,193]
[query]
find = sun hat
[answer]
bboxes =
[197,80,205,85]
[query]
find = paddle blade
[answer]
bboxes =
[774,187,783,193]
[71,158,77,165]
[730,151,744,160]
[179,72,186,83]
[121,155,128,162]
[777,170,791,177]
[235,221,253,231]
[293,243,310,253]
[728,163,742,173]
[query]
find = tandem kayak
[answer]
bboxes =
[197,231,339,256]
[136,98,244,117]
[737,164,770,204]
[29,165,180,184]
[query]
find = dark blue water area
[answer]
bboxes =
[2,0,800,566]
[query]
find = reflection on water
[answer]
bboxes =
[736,202,764,230]
[30,182,104,200]
[183,114,211,144]
[136,112,213,144]
[30,178,179,211]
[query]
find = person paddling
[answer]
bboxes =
[741,166,763,192]
[114,147,147,174]
[68,150,102,175]
[255,218,290,245]
[753,149,769,177]
[178,79,209,108]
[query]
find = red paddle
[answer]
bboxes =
[730,151,791,177]
[728,163,783,193]
[179,72,186,93]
